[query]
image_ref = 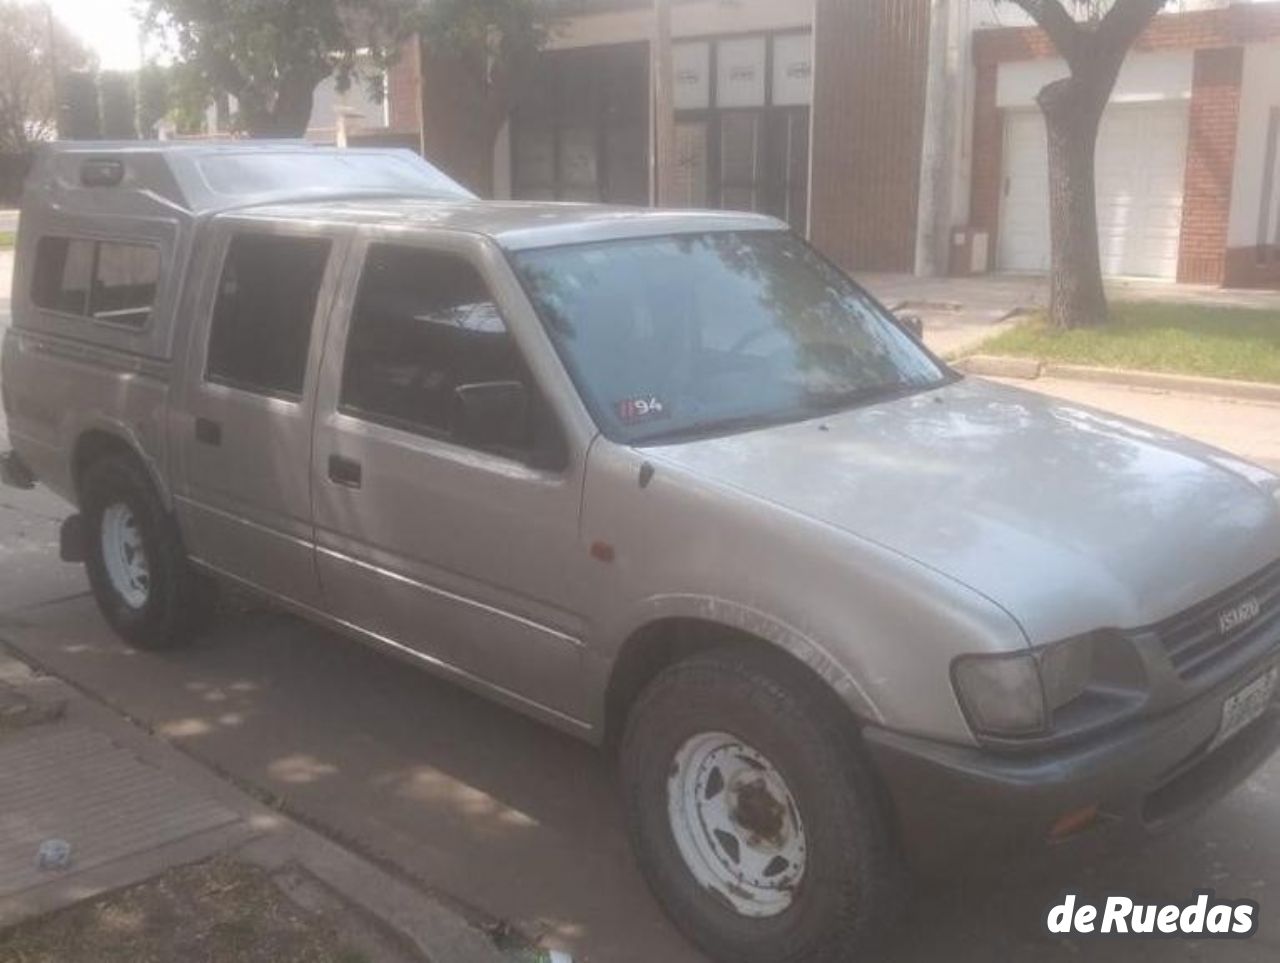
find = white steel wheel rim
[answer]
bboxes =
[100,502,150,609]
[667,731,807,918]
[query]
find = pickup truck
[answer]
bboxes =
[4,142,1280,963]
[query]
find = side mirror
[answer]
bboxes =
[897,313,925,339]
[453,380,530,450]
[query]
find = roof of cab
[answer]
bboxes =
[229,197,787,251]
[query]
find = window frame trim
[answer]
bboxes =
[30,234,164,333]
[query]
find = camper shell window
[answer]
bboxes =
[31,236,161,329]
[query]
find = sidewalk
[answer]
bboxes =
[0,650,509,963]
[989,374,1280,473]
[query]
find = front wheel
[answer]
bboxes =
[621,648,904,963]
[81,454,215,650]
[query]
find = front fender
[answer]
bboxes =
[587,593,887,736]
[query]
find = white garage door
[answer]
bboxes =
[998,103,1189,279]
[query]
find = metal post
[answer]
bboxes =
[652,0,676,208]
[46,2,61,139]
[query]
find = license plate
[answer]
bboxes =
[1208,666,1279,753]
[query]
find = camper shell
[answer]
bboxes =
[13,141,474,360]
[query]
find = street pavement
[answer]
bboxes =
[3,381,1280,961]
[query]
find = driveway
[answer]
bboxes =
[0,210,16,234]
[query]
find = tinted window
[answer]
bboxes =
[32,237,96,315]
[341,245,544,456]
[90,243,160,326]
[206,234,330,398]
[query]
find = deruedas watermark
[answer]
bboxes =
[1047,891,1259,938]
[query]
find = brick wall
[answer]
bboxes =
[416,46,499,195]
[1224,246,1280,289]
[809,0,932,274]
[385,37,422,135]
[1177,47,1245,285]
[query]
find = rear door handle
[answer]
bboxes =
[328,454,362,489]
[194,417,222,446]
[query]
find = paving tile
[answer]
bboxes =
[0,726,239,897]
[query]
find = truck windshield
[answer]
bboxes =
[511,231,950,445]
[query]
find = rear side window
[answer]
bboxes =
[206,234,331,399]
[32,237,159,327]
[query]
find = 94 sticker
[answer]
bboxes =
[617,396,668,423]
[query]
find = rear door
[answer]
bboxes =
[172,221,346,608]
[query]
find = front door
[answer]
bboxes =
[310,232,591,725]
[174,223,343,607]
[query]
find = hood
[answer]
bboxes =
[648,378,1280,645]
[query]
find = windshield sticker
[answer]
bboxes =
[616,396,669,423]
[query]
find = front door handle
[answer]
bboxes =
[194,417,222,446]
[328,454,362,489]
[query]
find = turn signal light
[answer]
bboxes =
[1048,805,1100,842]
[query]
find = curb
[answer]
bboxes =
[955,355,1280,404]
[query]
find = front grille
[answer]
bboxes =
[1153,559,1280,680]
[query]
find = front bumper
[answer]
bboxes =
[864,654,1280,875]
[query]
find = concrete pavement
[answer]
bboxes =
[992,374,1280,473]
[0,652,504,962]
[3,382,1280,961]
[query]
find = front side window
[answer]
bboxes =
[340,244,547,458]
[206,233,331,398]
[511,231,948,444]
[32,237,159,327]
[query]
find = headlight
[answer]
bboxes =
[953,637,1095,738]
[952,652,1045,736]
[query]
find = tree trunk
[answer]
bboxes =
[1039,76,1108,329]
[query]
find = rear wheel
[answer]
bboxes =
[81,454,215,649]
[621,648,904,963]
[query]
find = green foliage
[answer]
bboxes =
[0,0,95,150]
[975,303,1280,384]
[419,0,549,79]
[146,0,418,136]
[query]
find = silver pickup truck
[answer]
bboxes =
[4,143,1280,962]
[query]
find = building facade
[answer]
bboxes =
[378,0,1280,290]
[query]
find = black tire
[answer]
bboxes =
[621,647,905,963]
[80,453,215,650]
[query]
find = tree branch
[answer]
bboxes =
[1011,0,1085,66]
[1095,0,1168,59]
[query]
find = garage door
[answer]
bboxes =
[998,103,1189,279]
